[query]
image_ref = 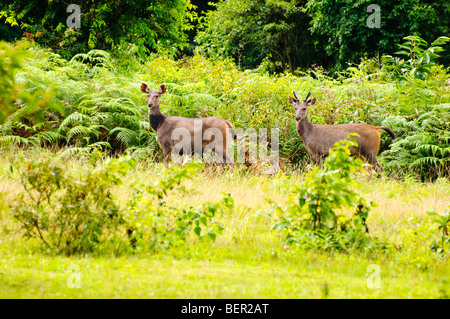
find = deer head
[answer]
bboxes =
[289,91,316,121]
[141,83,166,109]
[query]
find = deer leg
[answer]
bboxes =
[372,160,384,173]
[222,151,234,168]
[311,153,322,167]
[213,149,229,167]
[162,146,171,168]
[365,151,384,173]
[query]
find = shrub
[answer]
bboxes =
[380,105,450,180]
[382,35,450,81]
[272,135,382,252]
[2,41,449,175]
[427,207,450,253]
[0,40,63,143]
[11,157,230,255]
[126,163,229,251]
[11,154,136,255]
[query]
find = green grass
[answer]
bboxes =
[0,253,448,298]
[0,148,449,298]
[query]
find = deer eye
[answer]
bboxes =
[302,108,307,111]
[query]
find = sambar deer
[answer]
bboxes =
[289,91,395,172]
[141,83,236,166]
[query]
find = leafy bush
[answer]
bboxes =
[11,154,136,255]
[272,135,382,252]
[195,0,320,72]
[126,163,230,251]
[427,207,450,253]
[11,156,229,255]
[382,35,450,80]
[0,40,62,132]
[380,105,450,180]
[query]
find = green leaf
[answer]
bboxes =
[208,232,217,241]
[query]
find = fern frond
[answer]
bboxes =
[0,135,30,146]
[67,125,91,141]
[414,144,443,157]
[109,127,138,148]
[59,112,89,131]
[411,157,444,167]
[28,131,64,145]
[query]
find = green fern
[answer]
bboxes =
[70,49,114,70]
[380,105,450,180]
[58,141,112,158]
[28,131,63,145]
[411,157,446,167]
[109,127,139,148]
[0,135,30,146]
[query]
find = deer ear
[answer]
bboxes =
[289,96,296,106]
[141,83,149,93]
[310,97,316,105]
[160,84,166,94]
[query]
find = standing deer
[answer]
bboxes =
[141,83,236,166]
[289,91,395,172]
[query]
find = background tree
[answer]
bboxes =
[195,0,326,72]
[0,0,197,59]
[308,0,450,71]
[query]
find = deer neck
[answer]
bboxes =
[148,106,166,131]
[296,117,314,138]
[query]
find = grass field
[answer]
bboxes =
[0,148,449,298]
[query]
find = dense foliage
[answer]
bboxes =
[11,155,136,255]
[0,0,196,58]
[0,39,449,180]
[0,40,62,127]
[195,0,324,72]
[11,157,228,255]
[273,137,382,252]
[2,1,449,71]
[308,0,450,71]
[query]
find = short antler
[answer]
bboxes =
[304,92,311,102]
[293,91,300,102]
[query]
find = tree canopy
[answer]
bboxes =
[0,0,196,58]
[1,0,449,71]
[308,0,450,70]
[195,0,325,72]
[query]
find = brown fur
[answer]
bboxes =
[290,93,395,172]
[141,83,236,166]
